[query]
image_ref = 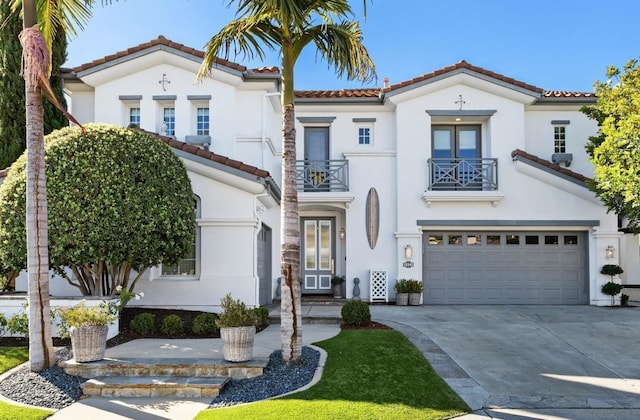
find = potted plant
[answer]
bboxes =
[394,279,409,306]
[60,287,142,362]
[601,264,624,306]
[60,301,116,362]
[331,275,345,298]
[216,294,258,362]
[406,279,424,306]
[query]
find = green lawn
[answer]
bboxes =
[195,329,470,420]
[0,347,54,420]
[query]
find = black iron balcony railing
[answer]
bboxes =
[296,160,349,192]
[428,158,498,191]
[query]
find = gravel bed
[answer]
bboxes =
[0,348,86,409]
[210,346,320,408]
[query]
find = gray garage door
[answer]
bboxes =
[423,231,588,304]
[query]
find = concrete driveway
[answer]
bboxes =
[370,305,640,419]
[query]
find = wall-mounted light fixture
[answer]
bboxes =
[339,228,346,239]
[605,245,615,259]
[404,245,413,260]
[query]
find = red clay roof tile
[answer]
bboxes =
[71,35,279,76]
[383,60,544,94]
[511,149,591,183]
[132,128,271,179]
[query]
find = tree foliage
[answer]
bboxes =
[0,1,26,169]
[0,2,68,170]
[0,124,195,296]
[582,58,640,229]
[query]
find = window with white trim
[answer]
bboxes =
[163,107,176,136]
[161,196,200,277]
[358,126,371,145]
[129,107,140,127]
[197,107,209,135]
[554,126,566,153]
[353,118,375,146]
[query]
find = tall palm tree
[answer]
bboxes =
[14,0,95,371]
[197,0,375,363]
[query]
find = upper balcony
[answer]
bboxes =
[428,157,498,191]
[296,160,349,192]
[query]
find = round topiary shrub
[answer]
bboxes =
[160,314,184,337]
[341,300,371,326]
[0,123,195,295]
[130,313,155,335]
[192,312,218,336]
[252,307,269,328]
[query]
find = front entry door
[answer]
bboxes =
[301,218,335,294]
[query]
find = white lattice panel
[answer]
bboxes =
[370,270,388,303]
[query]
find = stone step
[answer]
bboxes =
[81,375,229,398]
[268,315,342,325]
[60,357,268,380]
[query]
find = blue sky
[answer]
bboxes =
[66,0,640,92]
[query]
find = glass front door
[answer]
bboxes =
[301,218,334,293]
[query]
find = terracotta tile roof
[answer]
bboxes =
[252,66,280,74]
[511,149,591,183]
[295,89,381,99]
[542,91,596,98]
[383,60,544,94]
[134,128,271,179]
[72,35,279,76]
[1,132,273,185]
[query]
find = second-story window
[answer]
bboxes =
[358,127,371,145]
[554,126,566,153]
[163,107,175,136]
[197,107,209,135]
[129,107,140,127]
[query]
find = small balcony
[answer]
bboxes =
[296,160,349,192]
[428,158,498,191]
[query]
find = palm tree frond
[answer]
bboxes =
[196,16,281,81]
[299,20,376,84]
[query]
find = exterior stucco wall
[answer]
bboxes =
[524,107,598,177]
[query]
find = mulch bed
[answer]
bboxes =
[0,307,391,348]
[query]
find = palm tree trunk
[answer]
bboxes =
[279,47,302,363]
[23,0,54,371]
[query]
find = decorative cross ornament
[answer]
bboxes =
[158,73,171,91]
[455,94,466,110]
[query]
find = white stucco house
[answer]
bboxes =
[2,35,637,307]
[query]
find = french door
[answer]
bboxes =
[304,127,330,191]
[301,218,335,293]
[431,125,482,189]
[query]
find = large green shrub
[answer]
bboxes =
[0,124,195,295]
[341,300,371,326]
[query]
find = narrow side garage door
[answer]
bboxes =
[423,231,588,304]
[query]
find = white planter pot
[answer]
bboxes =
[70,325,108,362]
[220,325,256,362]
